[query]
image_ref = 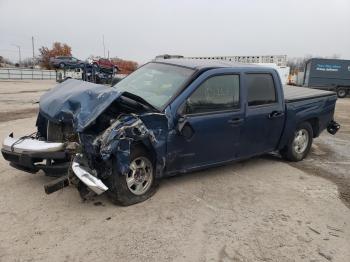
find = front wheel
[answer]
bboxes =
[280,122,313,162]
[106,146,158,206]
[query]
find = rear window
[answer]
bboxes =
[246,74,276,106]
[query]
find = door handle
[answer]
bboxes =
[228,118,244,125]
[268,111,284,119]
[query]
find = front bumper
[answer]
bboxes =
[71,155,108,195]
[1,135,67,173]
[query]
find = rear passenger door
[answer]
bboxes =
[240,73,285,157]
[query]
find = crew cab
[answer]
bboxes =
[1,59,340,206]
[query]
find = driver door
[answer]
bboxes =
[167,73,244,172]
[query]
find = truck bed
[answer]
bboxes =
[283,85,335,103]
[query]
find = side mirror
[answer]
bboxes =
[176,115,194,140]
[176,116,187,133]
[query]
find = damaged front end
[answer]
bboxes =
[72,112,168,198]
[23,79,170,198]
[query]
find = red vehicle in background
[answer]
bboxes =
[92,58,118,70]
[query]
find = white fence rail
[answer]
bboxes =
[0,68,56,80]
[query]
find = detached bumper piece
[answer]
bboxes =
[327,120,340,135]
[1,135,67,174]
[72,155,108,195]
[44,175,70,194]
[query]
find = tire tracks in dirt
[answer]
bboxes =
[0,108,38,123]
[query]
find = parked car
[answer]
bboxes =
[303,58,350,98]
[1,59,340,206]
[49,56,84,69]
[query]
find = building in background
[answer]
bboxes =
[186,55,289,84]
[187,55,287,67]
[250,63,290,85]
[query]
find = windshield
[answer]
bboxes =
[113,63,194,109]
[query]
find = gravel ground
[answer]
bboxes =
[0,80,53,122]
[0,81,349,262]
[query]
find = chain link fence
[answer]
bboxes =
[0,68,56,80]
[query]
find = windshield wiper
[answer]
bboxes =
[121,92,158,112]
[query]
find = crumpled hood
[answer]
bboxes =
[39,79,123,132]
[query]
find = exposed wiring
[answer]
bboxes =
[10,132,37,152]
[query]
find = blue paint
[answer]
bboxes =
[37,60,338,179]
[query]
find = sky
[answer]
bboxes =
[0,0,349,64]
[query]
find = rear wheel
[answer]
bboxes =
[280,122,313,161]
[107,146,158,206]
[336,87,347,98]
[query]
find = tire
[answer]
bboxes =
[106,146,158,206]
[59,62,65,69]
[280,122,313,162]
[336,87,348,98]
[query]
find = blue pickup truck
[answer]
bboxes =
[1,59,340,205]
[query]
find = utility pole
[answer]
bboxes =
[12,44,21,67]
[31,36,35,67]
[102,35,106,58]
[108,50,110,59]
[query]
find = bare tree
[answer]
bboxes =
[21,57,35,68]
[0,55,14,67]
[38,42,72,69]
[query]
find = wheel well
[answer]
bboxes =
[337,86,349,92]
[131,142,156,163]
[305,118,319,138]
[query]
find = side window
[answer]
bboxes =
[185,74,240,114]
[246,74,276,106]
